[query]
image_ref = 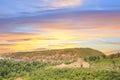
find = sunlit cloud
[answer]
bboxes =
[0,1,120,54]
[41,0,82,9]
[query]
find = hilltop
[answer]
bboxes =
[5,48,104,57]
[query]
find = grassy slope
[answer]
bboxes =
[0,52,120,80]
[90,53,120,70]
[24,68,120,80]
[90,58,120,70]
[6,48,104,58]
[0,59,120,80]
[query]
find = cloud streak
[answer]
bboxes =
[0,10,120,33]
[0,1,120,54]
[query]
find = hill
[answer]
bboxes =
[0,48,120,80]
[3,48,104,62]
[5,48,104,57]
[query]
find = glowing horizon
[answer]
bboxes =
[0,0,120,54]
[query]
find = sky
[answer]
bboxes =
[0,0,120,54]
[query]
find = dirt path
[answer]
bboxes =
[53,58,90,68]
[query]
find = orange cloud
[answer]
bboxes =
[0,11,120,53]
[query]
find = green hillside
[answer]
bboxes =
[6,48,104,58]
[0,50,120,80]
[0,59,120,80]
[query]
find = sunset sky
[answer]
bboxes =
[0,0,120,53]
